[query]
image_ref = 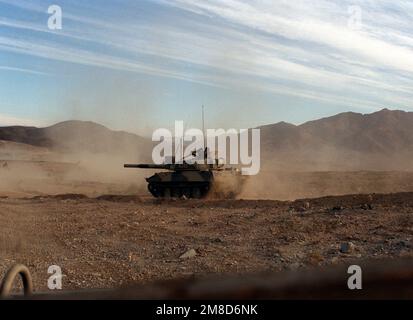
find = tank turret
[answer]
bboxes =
[124,148,241,198]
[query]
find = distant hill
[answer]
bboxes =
[259,109,413,170]
[1,109,413,170]
[0,120,151,160]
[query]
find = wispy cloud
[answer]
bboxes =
[0,65,50,76]
[160,0,413,72]
[1,0,413,113]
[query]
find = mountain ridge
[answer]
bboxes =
[0,120,150,160]
[1,109,413,170]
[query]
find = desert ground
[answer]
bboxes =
[0,140,413,294]
[0,193,412,293]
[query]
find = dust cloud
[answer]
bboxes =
[3,133,413,200]
[238,147,413,200]
[0,138,150,198]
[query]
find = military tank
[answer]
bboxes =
[124,148,242,199]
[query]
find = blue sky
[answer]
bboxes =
[1,0,413,135]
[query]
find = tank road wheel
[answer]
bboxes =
[182,188,191,198]
[192,187,201,199]
[171,188,181,198]
[201,185,210,198]
[148,183,160,198]
[163,188,171,198]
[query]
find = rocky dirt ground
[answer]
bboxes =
[0,192,412,293]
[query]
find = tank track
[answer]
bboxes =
[147,183,210,199]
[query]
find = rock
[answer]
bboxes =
[340,242,356,253]
[295,252,305,260]
[398,240,411,248]
[293,201,311,212]
[289,262,301,270]
[331,257,339,265]
[179,249,197,260]
[307,252,324,265]
[360,204,373,210]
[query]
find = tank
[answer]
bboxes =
[124,149,243,199]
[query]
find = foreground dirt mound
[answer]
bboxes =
[240,171,413,200]
[31,194,89,201]
[0,191,412,292]
[95,194,143,202]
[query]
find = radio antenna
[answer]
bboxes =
[202,105,207,161]
[201,104,205,132]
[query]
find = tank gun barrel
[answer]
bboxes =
[124,164,171,169]
[124,162,235,172]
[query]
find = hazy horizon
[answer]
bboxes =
[1,1,413,135]
[0,107,406,139]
